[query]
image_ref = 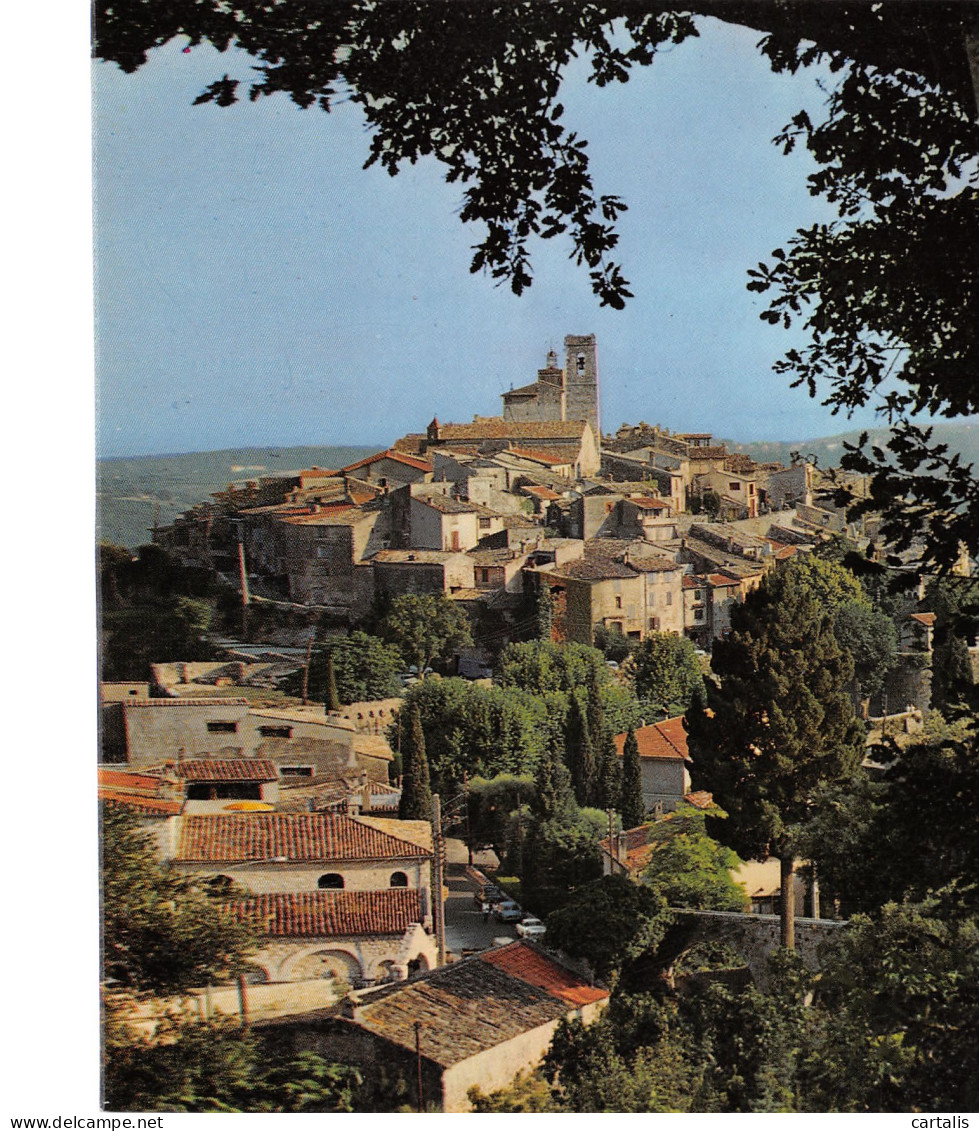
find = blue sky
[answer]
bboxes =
[93,16,878,458]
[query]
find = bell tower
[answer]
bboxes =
[563,334,600,440]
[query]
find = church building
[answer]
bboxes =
[502,334,601,440]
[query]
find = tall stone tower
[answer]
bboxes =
[564,334,601,440]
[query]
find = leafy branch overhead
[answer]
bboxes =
[95,2,979,564]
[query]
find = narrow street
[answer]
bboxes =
[442,842,519,959]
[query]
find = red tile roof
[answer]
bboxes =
[682,575,706,589]
[684,790,715,810]
[630,496,669,510]
[98,767,164,792]
[614,717,690,761]
[910,612,937,626]
[342,449,433,474]
[99,789,183,815]
[175,812,432,863]
[438,419,588,442]
[708,573,741,589]
[520,485,562,501]
[177,759,278,782]
[480,941,608,1006]
[508,446,573,466]
[232,889,424,938]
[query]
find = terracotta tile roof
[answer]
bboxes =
[507,446,573,466]
[684,790,715,810]
[232,889,424,938]
[98,767,164,792]
[175,813,432,863]
[910,611,937,626]
[682,575,707,589]
[708,573,741,589]
[342,449,433,474]
[614,718,690,761]
[480,941,608,1007]
[520,485,562,501]
[99,789,183,815]
[415,494,489,515]
[437,419,588,442]
[628,555,681,573]
[630,496,670,510]
[502,381,545,398]
[176,759,278,782]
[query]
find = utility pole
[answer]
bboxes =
[414,1021,425,1112]
[431,794,447,967]
[301,631,314,705]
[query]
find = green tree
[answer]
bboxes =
[564,694,596,809]
[467,773,535,860]
[101,805,254,995]
[641,804,747,912]
[586,666,620,809]
[498,639,607,694]
[631,633,705,717]
[533,740,577,825]
[469,1071,560,1113]
[398,702,432,821]
[544,874,670,984]
[522,809,605,915]
[619,727,645,830]
[832,599,897,700]
[685,558,865,948]
[799,894,979,1113]
[378,593,472,676]
[104,1017,363,1112]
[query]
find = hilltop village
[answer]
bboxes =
[100,335,977,1114]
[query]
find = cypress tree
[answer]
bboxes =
[686,560,865,950]
[534,740,577,823]
[619,727,645,830]
[399,702,432,820]
[564,694,595,809]
[585,666,619,809]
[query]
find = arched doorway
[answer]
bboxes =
[289,949,362,983]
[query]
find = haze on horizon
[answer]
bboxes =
[96,16,898,460]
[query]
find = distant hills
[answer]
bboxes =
[97,445,375,549]
[720,420,979,473]
[97,422,978,550]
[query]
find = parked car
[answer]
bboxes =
[473,885,504,910]
[495,900,523,923]
[515,916,546,939]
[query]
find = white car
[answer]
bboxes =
[515,916,546,939]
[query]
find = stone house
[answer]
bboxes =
[900,611,936,653]
[107,696,252,768]
[230,888,437,985]
[340,449,433,489]
[169,811,434,905]
[371,549,475,597]
[409,493,505,552]
[418,416,600,478]
[682,574,711,646]
[260,940,608,1112]
[178,758,280,811]
[706,572,744,639]
[613,718,692,814]
[547,541,683,644]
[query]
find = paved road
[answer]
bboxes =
[443,861,519,959]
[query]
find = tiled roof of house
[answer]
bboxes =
[627,555,681,573]
[502,381,545,399]
[507,446,574,466]
[175,812,432,863]
[630,496,670,510]
[98,767,165,792]
[342,449,433,474]
[480,941,608,1007]
[99,789,184,815]
[176,759,278,782]
[682,574,707,589]
[372,549,460,564]
[415,494,497,516]
[232,889,424,938]
[614,717,690,761]
[910,612,937,626]
[707,573,742,589]
[437,419,588,442]
[347,941,604,1067]
[520,485,562,501]
[684,790,715,810]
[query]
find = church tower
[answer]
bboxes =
[564,334,601,440]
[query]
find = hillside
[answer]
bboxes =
[97,444,375,549]
[720,421,979,473]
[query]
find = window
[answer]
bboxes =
[317,873,344,890]
[577,353,586,372]
[729,481,741,491]
[478,517,491,530]
[187,782,261,800]
[259,725,293,739]
[280,765,313,778]
[389,871,409,888]
[615,595,622,609]
[207,721,238,734]
[666,592,673,606]
[649,617,660,630]
[694,609,705,622]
